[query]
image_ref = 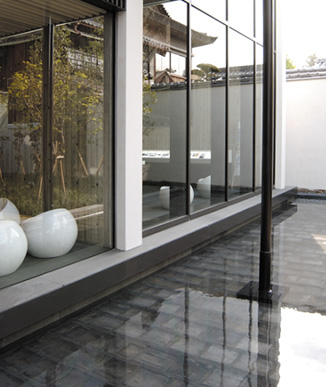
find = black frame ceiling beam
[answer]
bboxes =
[81,0,126,12]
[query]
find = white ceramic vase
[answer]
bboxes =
[0,198,20,224]
[189,185,194,204]
[159,186,194,210]
[22,208,78,258]
[0,220,27,276]
[197,175,211,199]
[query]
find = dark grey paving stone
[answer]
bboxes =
[0,369,25,386]
[1,202,326,386]
[90,356,137,384]
[123,367,171,387]
[0,346,58,383]
[26,366,98,387]
[51,321,105,346]
[22,335,81,363]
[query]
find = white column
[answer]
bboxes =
[274,0,287,189]
[115,0,143,250]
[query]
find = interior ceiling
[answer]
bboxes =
[0,0,105,38]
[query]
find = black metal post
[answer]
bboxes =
[103,12,114,247]
[42,23,54,212]
[237,0,286,303]
[225,26,229,202]
[186,2,191,214]
[259,0,274,294]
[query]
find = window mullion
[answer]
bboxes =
[42,23,54,212]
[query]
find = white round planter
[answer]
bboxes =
[22,208,78,258]
[0,220,27,276]
[197,175,211,199]
[159,185,194,210]
[0,198,20,224]
[189,185,194,204]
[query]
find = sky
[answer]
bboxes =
[283,0,326,68]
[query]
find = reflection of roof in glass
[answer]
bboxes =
[154,70,186,84]
[143,6,217,54]
[149,65,263,90]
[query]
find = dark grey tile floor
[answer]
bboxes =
[1,201,326,386]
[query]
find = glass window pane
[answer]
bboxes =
[228,31,254,199]
[0,13,112,285]
[192,0,226,21]
[190,8,226,212]
[256,0,263,43]
[143,1,187,229]
[228,0,254,37]
[0,31,44,217]
[255,45,263,189]
[53,17,106,250]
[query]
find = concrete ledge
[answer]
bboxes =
[0,187,296,348]
[297,191,326,201]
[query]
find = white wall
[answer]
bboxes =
[286,78,326,190]
[115,0,143,250]
[275,0,287,189]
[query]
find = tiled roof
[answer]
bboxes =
[286,67,326,80]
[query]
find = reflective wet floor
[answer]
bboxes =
[1,201,326,386]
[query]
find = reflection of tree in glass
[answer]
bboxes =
[305,53,318,68]
[143,76,157,136]
[2,22,103,166]
[0,20,104,214]
[1,42,43,174]
[191,63,220,81]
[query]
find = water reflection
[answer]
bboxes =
[102,283,284,385]
[279,308,326,386]
[1,202,326,385]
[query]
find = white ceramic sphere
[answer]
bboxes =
[0,198,20,224]
[189,185,194,203]
[21,208,78,258]
[0,220,27,276]
[159,185,194,210]
[197,175,211,199]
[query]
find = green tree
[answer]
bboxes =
[306,53,318,68]
[2,23,103,166]
[0,21,104,212]
[286,56,296,69]
[191,63,220,81]
[143,77,157,136]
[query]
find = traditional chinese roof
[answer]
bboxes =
[143,6,217,56]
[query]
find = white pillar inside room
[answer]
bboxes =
[115,0,143,250]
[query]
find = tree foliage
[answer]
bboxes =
[143,77,157,136]
[191,63,220,81]
[1,23,103,170]
[286,56,296,70]
[306,53,318,68]
[0,21,104,213]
